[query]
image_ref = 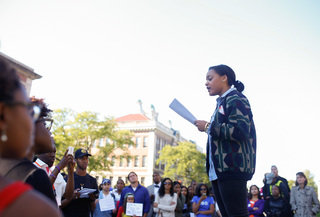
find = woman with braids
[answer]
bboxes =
[194,64,256,217]
[173,181,185,217]
[0,55,61,216]
[181,186,192,217]
[153,178,177,217]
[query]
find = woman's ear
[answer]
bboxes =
[222,75,228,83]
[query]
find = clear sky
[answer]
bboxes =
[1,0,319,188]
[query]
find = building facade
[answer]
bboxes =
[91,103,188,187]
[0,52,41,96]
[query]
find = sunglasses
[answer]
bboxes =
[200,188,207,191]
[36,118,54,131]
[163,182,172,185]
[4,101,42,121]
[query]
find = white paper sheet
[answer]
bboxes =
[169,98,197,125]
[126,203,143,216]
[99,196,115,212]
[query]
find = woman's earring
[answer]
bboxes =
[1,129,7,142]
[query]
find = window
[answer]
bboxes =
[110,176,113,186]
[142,156,147,167]
[135,137,140,148]
[111,156,116,166]
[134,156,139,167]
[127,157,132,167]
[106,138,111,145]
[120,156,124,167]
[141,177,145,185]
[143,137,148,148]
[99,138,104,147]
[156,138,160,150]
[125,177,129,184]
[92,139,97,148]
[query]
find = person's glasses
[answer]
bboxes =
[4,101,42,121]
[36,118,54,131]
[200,188,207,191]
[163,182,172,185]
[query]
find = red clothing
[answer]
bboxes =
[117,206,124,217]
[0,181,32,213]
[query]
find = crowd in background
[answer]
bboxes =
[0,56,320,217]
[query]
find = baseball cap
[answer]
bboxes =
[265,172,275,184]
[102,178,111,185]
[74,148,92,158]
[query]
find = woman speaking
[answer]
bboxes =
[195,64,256,217]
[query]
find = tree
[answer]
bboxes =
[157,141,209,186]
[52,108,134,173]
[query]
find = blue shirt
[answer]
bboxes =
[119,184,150,214]
[191,196,214,217]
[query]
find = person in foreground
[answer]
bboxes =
[290,172,319,217]
[0,56,61,216]
[195,64,256,217]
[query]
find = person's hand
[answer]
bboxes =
[68,157,76,173]
[153,202,158,207]
[253,207,258,210]
[150,194,155,201]
[194,120,208,132]
[112,209,117,213]
[199,195,207,202]
[170,202,176,206]
[89,193,96,202]
[57,149,74,170]
[73,190,80,200]
[196,211,203,215]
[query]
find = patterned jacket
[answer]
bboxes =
[206,90,256,181]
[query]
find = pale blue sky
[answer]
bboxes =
[1,0,319,188]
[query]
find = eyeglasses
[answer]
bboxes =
[163,182,172,185]
[36,118,54,131]
[200,188,207,191]
[4,101,41,121]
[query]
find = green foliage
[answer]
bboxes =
[303,170,318,194]
[288,179,295,190]
[157,141,209,186]
[52,108,134,173]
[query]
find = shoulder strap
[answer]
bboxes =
[0,182,32,213]
[4,161,38,182]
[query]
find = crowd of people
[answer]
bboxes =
[1,56,319,217]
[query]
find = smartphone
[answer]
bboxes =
[68,146,74,155]
[202,193,206,196]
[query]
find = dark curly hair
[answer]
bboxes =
[158,178,174,198]
[30,96,52,118]
[0,56,22,102]
[195,183,209,197]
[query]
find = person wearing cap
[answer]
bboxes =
[119,172,151,217]
[271,165,290,193]
[262,172,290,200]
[61,148,99,217]
[93,178,117,217]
